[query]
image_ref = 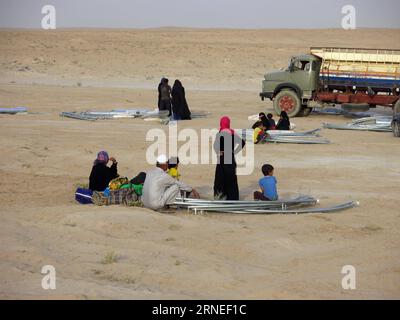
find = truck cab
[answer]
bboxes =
[260,54,321,117]
[261,47,400,117]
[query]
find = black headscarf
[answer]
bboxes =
[130,172,146,185]
[276,111,291,130]
[172,79,183,93]
[252,112,271,130]
[280,111,289,120]
[259,112,271,129]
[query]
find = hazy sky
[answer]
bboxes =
[0,0,399,29]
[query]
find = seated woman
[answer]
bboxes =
[267,113,276,129]
[252,112,271,131]
[89,151,118,191]
[276,111,291,130]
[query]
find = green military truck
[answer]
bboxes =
[260,47,400,117]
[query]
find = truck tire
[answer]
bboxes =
[273,90,302,117]
[298,106,313,117]
[342,103,370,112]
[394,99,400,116]
[393,121,400,137]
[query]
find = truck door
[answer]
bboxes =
[289,58,314,97]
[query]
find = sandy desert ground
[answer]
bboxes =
[0,28,400,299]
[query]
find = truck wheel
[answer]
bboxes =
[298,107,313,117]
[393,121,400,137]
[273,90,301,117]
[394,99,400,115]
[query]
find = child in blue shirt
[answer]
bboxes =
[254,164,278,201]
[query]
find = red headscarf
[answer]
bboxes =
[219,116,235,135]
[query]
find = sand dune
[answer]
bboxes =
[1,28,399,90]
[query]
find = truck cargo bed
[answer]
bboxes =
[311,47,400,91]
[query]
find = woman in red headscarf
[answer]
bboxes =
[213,116,246,200]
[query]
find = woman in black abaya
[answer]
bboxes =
[171,79,191,120]
[213,116,246,200]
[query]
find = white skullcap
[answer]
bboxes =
[156,154,168,164]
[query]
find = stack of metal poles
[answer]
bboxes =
[0,106,28,114]
[312,107,343,115]
[60,112,98,121]
[174,195,358,215]
[323,116,392,132]
[60,109,152,121]
[265,129,331,144]
[61,109,211,121]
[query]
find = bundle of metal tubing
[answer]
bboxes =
[312,107,390,119]
[220,201,358,215]
[60,109,151,121]
[267,128,321,137]
[312,107,343,115]
[246,128,329,144]
[174,195,359,215]
[87,109,150,119]
[0,106,28,114]
[265,129,330,144]
[60,112,98,121]
[323,116,392,132]
[60,109,210,121]
[266,136,331,144]
[143,110,210,120]
[189,111,211,119]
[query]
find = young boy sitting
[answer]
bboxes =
[254,164,278,201]
[167,156,180,180]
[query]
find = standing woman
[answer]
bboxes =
[157,78,165,111]
[158,78,172,116]
[276,111,291,130]
[171,79,191,120]
[213,116,246,200]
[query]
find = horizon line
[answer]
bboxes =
[1,26,399,31]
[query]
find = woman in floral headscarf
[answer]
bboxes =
[213,116,246,200]
[89,151,119,191]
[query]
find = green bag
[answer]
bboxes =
[120,183,144,196]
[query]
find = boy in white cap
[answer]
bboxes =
[142,154,199,211]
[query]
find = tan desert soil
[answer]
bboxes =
[0,29,399,299]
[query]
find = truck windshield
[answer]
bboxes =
[292,59,311,71]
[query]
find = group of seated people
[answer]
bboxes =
[88,151,199,210]
[252,111,291,144]
[87,151,278,211]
